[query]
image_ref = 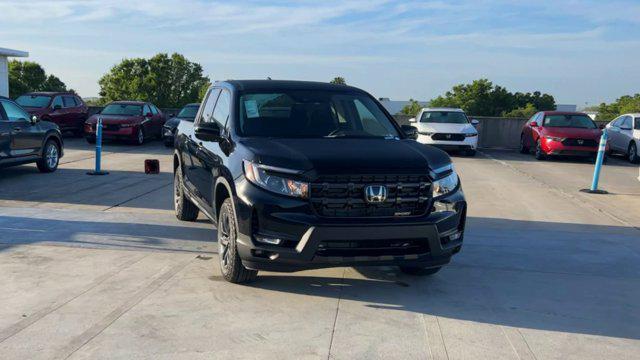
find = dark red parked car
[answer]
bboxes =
[15,92,88,136]
[84,101,166,145]
[520,111,606,160]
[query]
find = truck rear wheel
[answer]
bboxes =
[218,198,258,284]
[174,170,199,221]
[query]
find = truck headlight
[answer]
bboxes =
[243,160,309,198]
[432,171,459,198]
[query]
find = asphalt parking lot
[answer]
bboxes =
[1,139,639,360]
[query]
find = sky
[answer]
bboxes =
[1,0,639,106]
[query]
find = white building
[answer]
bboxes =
[0,47,29,97]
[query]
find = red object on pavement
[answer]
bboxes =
[145,159,160,174]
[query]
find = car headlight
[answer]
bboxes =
[545,136,564,142]
[432,171,459,198]
[243,160,309,198]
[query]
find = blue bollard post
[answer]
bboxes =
[581,128,607,194]
[87,117,109,175]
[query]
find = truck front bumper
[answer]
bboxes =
[233,181,466,272]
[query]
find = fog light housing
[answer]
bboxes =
[448,231,462,241]
[255,235,283,245]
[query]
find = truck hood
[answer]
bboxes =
[238,138,451,175]
[415,122,477,134]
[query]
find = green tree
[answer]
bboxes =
[400,99,423,117]
[98,53,210,108]
[8,60,69,98]
[502,103,537,118]
[513,91,555,111]
[330,77,346,85]
[596,94,640,121]
[429,79,556,117]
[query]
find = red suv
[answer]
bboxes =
[15,92,88,136]
[520,111,605,160]
[84,101,166,145]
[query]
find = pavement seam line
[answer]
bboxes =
[435,316,450,360]
[103,182,172,211]
[326,268,346,360]
[59,256,194,360]
[0,253,149,344]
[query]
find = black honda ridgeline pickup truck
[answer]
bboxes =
[173,80,466,283]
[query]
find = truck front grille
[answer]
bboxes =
[310,174,431,218]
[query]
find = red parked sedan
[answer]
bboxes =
[520,111,606,160]
[84,101,165,145]
[15,92,88,136]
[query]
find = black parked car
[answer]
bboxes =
[0,96,63,172]
[162,103,200,147]
[173,80,466,283]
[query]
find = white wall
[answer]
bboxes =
[0,56,8,97]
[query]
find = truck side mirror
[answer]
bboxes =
[195,122,222,142]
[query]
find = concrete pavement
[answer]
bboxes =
[1,139,639,359]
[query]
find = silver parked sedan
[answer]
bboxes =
[606,114,640,163]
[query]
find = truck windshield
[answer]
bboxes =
[238,90,399,138]
[15,95,52,108]
[420,111,468,124]
[101,104,143,116]
[544,115,597,129]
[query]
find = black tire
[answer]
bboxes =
[36,139,60,173]
[628,142,639,164]
[218,198,258,284]
[86,136,96,144]
[534,140,546,160]
[174,170,199,221]
[134,127,145,145]
[399,266,441,276]
[519,135,530,154]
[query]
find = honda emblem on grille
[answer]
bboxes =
[365,185,388,203]
[577,139,584,145]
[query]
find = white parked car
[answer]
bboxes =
[606,113,640,163]
[410,108,479,156]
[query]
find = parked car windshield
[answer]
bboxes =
[544,114,597,129]
[15,95,51,108]
[238,90,399,138]
[420,111,468,124]
[177,106,199,120]
[101,104,143,116]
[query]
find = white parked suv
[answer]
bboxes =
[606,113,640,163]
[410,108,479,156]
